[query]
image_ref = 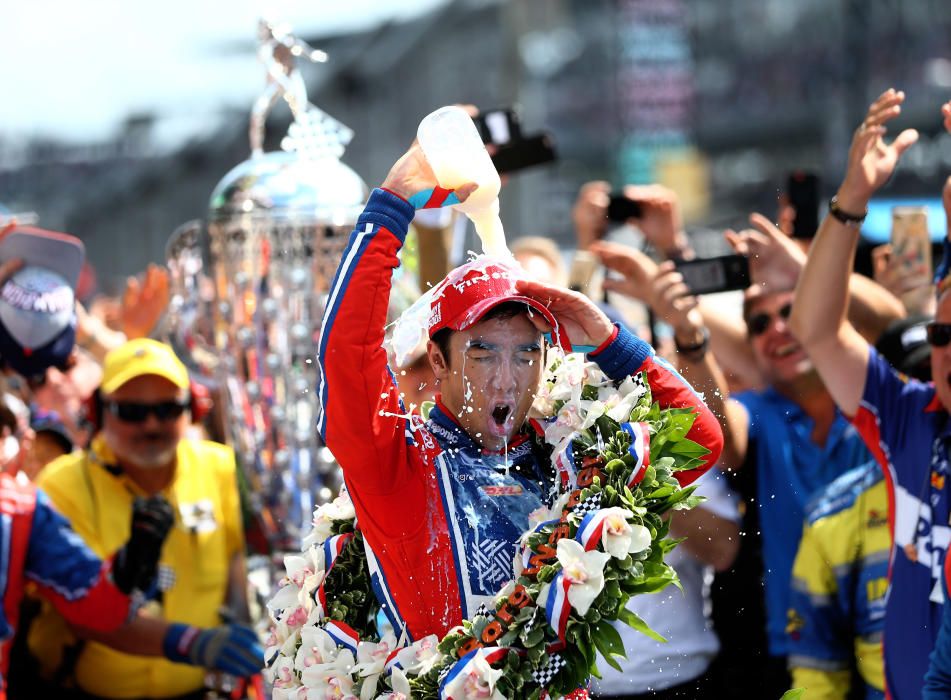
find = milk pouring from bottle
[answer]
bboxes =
[417,106,508,258]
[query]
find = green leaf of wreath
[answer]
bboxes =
[618,608,667,643]
[591,620,627,672]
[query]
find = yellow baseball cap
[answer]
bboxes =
[101,338,189,395]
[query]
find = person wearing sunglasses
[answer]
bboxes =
[25,338,261,699]
[589,236,889,698]
[790,90,950,700]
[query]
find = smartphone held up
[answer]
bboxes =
[890,205,932,311]
[473,108,557,175]
[674,255,751,296]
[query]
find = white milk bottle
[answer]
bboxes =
[417,106,509,258]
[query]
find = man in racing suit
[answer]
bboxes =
[317,143,723,657]
[0,474,172,697]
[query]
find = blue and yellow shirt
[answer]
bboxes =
[787,461,889,700]
[852,348,951,700]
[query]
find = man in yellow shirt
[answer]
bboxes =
[27,338,259,699]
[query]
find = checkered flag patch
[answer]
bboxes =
[438,663,453,684]
[474,603,489,618]
[531,653,567,686]
[157,564,176,592]
[571,493,602,517]
[630,371,648,395]
[523,609,539,634]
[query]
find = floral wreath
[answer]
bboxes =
[264,349,710,699]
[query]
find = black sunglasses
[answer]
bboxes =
[104,400,189,424]
[747,303,793,337]
[927,322,951,348]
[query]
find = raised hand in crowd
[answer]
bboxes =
[725,213,806,293]
[590,239,658,303]
[619,184,692,259]
[837,90,920,215]
[573,180,693,259]
[730,208,905,343]
[571,180,612,250]
[121,263,170,340]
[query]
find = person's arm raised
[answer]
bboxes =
[789,88,918,417]
[515,277,724,482]
[317,142,476,494]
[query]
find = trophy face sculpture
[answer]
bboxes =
[167,20,367,551]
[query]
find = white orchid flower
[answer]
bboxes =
[269,653,300,690]
[295,627,343,673]
[352,631,399,698]
[556,538,611,616]
[440,649,506,700]
[597,507,652,559]
[378,667,412,699]
[530,382,557,418]
[300,649,357,698]
[269,546,326,615]
[578,399,607,430]
[394,634,442,676]
[272,686,308,700]
[303,494,356,548]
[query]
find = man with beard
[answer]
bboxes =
[26,338,260,699]
[791,91,950,700]
[316,135,723,695]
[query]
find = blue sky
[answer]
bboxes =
[1,0,448,143]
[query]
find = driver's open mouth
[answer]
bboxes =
[492,404,512,426]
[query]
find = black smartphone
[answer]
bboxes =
[674,255,751,295]
[474,108,557,174]
[787,171,820,239]
[474,109,522,145]
[491,135,557,174]
[607,194,643,222]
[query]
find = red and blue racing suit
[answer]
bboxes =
[317,188,723,645]
[0,474,134,696]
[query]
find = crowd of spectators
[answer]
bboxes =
[4,90,951,700]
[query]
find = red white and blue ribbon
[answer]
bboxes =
[553,441,578,490]
[545,571,572,642]
[575,509,612,552]
[620,421,651,487]
[316,532,354,609]
[384,648,404,676]
[324,620,361,655]
[438,647,508,699]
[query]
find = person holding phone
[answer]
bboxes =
[591,197,904,697]
[789,89,950,700]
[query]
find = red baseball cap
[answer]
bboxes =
[426,259,572,351]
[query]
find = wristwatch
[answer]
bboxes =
[674,327,709,362]
[828,196,867,228]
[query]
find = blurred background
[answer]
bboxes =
[3,0,951,291]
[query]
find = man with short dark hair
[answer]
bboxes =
[316,138,723,666]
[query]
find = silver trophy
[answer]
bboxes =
[166,20,367,551]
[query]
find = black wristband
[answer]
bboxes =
[828,196,867,227]
[674,326,709,361]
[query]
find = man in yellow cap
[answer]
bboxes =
[26,338,260,699]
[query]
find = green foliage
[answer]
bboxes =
[299,368,712,699]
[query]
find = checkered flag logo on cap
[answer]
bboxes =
[157,564,176,593]
[531,653,567,686]
[474,603,489,618]
[571,493,602,518]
